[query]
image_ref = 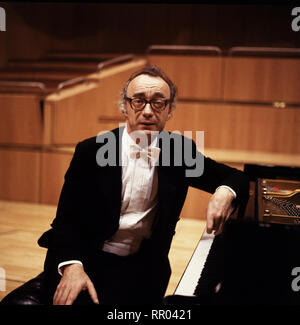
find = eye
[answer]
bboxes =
[152,99,165,108]
[132,98,145,106]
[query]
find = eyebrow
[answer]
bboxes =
[132,92,166,99]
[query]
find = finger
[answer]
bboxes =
[206,223,213,234]
[212,216,223,234]
[214,217,225,235]
[53,287,59,304]
[206,208,214,234]
[53,285,64,305]
[86,280,99,304]
[207,211,222,235]
[65,287,81,305]
[214,210,232,235]
[54,285,70,305]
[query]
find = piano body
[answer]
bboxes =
[165,164,300,305]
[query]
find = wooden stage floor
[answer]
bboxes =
[0,200,206,302]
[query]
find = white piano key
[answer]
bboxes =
[174,230,215,296]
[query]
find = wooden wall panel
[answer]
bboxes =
[0,94,43,145]
[180,187,212,220]
[40,151,73,205]
[166,102,300,154]
[148,54,223,100]
[180,162,244,220]
[0,149,40,202]
[223,57,300,103]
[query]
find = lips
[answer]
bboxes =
[140,122,155,125]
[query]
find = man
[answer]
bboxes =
[1,65,249,305]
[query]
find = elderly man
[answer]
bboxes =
[1,65,249,305]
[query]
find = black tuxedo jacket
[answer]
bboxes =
[38,127,249,278]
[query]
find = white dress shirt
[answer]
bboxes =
[102,126,160,256]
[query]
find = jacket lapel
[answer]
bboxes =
[153,131,177,228]
[96,127,124,223]
[110,126,124,210]
[156,130,176,200]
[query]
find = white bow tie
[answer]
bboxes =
[129,144,161,166]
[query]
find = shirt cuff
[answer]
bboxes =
[215,185,237,198]
[58,260,83,276]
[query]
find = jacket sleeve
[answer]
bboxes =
[186,140,250,205]
[38,140,95,265]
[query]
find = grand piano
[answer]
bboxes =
[164,164,300,305]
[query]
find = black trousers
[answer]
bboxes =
[1,249,170,306]
[45,249,171,305]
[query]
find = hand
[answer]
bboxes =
[53,263,99,305]
[206,187,235,235]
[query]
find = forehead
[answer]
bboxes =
[126,74,170,97]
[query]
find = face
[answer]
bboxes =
[123,74,172,137]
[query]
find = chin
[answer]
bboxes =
[137,125,156,132]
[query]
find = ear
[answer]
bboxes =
[122,103,128,118]
[167,110,173,121]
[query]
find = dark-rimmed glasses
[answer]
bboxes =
[125,96,170,112]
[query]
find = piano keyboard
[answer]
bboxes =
[174,230,215,296]
[168,219,300,305]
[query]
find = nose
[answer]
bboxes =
[142,102,154,116]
